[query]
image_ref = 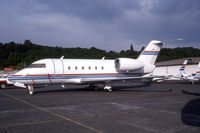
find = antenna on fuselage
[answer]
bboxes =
[60,56,64,59]
[102,56,105,60]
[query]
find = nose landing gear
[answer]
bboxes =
[27,85,34,95]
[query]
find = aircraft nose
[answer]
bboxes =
[8,74,20,82]
[8,75,15,81]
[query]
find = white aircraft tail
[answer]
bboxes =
[195,62,200,77]
[175,59,191,78]
[137,40,164,65]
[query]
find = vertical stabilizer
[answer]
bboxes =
[176,59,191,78]
[137,40,164,65]
[179,59,190,72]
[195,62,200,77]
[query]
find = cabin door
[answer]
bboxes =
[52,59,64,83]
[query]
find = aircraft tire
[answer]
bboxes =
[107,88,112,92]
[0,83,6,89]
[93,86,99,91]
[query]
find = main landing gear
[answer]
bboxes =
[88,85,99,91]
[27,85,34,95]
[104,86,112,92]
[89,84,113,92]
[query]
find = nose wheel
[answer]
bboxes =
[27,85,34,95]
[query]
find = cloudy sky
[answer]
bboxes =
[0,0,200,51]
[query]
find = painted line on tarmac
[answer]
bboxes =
[3,119,64,128]
[1,92,103,133]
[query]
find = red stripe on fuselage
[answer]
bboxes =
[11,73,149,77]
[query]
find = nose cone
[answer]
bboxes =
[8,69,26,82]
[8,74,18,82]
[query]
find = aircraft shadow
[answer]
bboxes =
[113,84,172,92]
[182,90,200,96]
[181,90,200,127]
[36,84,172,94]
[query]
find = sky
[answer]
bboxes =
[0,0,200,51]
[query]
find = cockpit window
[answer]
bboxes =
[26,63,46,68]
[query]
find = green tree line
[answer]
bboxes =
[0,40,200,70]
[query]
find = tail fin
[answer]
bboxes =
[137,40,164,65]
[176,59,191,78]
[195,62,200,76]
[179,59,190,72]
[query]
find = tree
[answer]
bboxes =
[24,40,32,45]
[130,44,134,52]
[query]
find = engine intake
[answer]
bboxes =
[115,58,144,71]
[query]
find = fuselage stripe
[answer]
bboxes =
[141,51,159,55]
[11,73,146,77]
[8,73,146,81]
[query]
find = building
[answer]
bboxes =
[154,57,200,76]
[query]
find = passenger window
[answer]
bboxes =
[82,66,84,70]
[88,66,91,70]
[95,66,97,70]
[102,66,104,70]
[68,66,70,70]
[75,66,78,70]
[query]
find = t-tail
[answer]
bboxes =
[195,62,200,77]
[137,39,183,66]
[137,40,164,65]
[176,59,192,78]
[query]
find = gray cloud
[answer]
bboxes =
[0,0,200,51]
[38,0,141,22]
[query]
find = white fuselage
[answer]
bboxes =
[9,58,154,85]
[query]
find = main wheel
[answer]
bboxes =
[93,86,99,91]
[107,88,112,92]
[0,83,6,89]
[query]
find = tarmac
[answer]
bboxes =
[0,81,200,133]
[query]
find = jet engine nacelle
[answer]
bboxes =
[115,58,144,71]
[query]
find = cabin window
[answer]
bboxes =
[26,63,46,68]
[88,66,91,70]
[68,66,70,70]
[95,66,97,70]
[82,66,84,70]
[101,66,104,70]
[75,66,78,70]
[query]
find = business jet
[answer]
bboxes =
[180,61,200,84]
[174,59,192,79]
[8,40,177,94]
[153,59,192,82]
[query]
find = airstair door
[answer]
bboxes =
[52,59,64,83]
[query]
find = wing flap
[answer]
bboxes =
[81,75,157,84]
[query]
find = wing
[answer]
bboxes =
[81,74,163,84]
